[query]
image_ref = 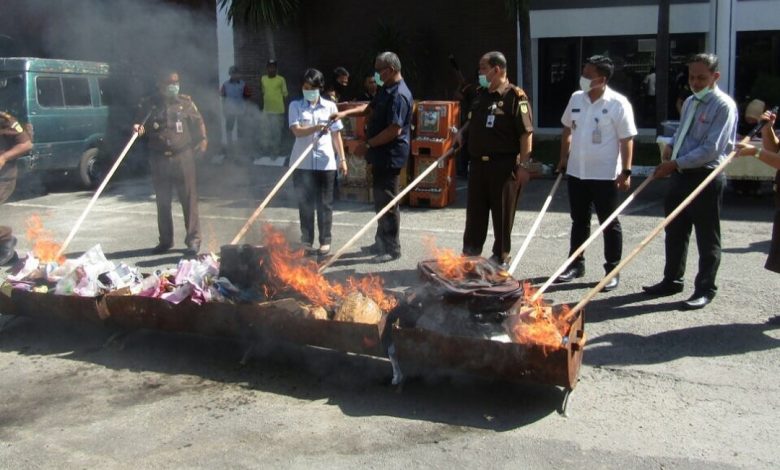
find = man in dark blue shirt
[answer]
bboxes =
[334,51,413,262]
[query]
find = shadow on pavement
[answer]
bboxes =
[585,320,780,367]
[0,314,562,431]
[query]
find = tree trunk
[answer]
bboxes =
[656,0,671,133]
[264,25,276,59]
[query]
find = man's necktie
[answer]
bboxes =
[670,99,700,160]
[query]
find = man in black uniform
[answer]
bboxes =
[456,51,534,268]
[0,111,33,265]
[134,71,208,256]
[333,51,414,263]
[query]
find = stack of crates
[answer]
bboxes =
[337,101,372,203]
[409,101,460,208]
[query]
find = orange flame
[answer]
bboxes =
[261,224,397,312]
[423,236,478,280]
[25,215,65,264]
[505,281,571,350]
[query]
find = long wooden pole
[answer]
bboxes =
[508,172,563,276]
[530,175,655,302]
[318,147,457,273]
[230,122,333,245]
[55,113,151,259]
[565,146,743,320]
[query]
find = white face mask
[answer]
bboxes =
[579,76,594,92]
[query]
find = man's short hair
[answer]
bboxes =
[482,51,507,70]
[688,53,719,73]
[157,69,178,83]
[229,65,237,74]
[302,68,325,89]
[376,51,402,71]
[334,66,349,78]
[585,55,614,80]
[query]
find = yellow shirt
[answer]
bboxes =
[261,75,288,114]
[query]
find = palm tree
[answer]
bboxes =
[217,0,300,59]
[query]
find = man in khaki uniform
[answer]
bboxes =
[134,71,207,255]
[0,111,33,265]
[456,51,534,269]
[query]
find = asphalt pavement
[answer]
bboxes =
[0,159,778,469]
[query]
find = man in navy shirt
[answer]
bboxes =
[334,51,413,262]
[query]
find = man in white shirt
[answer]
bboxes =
[555,55,637,291]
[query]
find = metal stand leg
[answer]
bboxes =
[240,343,255,366]
[388,343,404,387]
[559,387,574,417]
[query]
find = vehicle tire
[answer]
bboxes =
[78,147,101,189]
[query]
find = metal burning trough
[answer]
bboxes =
[1,245,585,403]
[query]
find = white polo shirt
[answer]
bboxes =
[560,86,637,180]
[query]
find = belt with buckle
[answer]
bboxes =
[481,155,490,162]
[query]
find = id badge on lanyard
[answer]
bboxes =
[486,115,495,128]
[592,118,601,144]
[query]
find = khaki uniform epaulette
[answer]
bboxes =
[512,86,528,101]
[0,111,15,124]
[178,94,192,101]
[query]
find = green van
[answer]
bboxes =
[0,57,110,187]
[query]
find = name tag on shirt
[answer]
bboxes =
[175,121,184,133]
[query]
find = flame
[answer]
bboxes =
[261,224,397,312]
[505,281,571,350]
[423,236,477,280]
[25,215,65,264]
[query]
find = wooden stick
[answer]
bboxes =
[318,147,457,273]
[531,174,655,302]
[230,122,334,245]
[508,172,563,276]
[55,122,148,259]
[565,148,739,321]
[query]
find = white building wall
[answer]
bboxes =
[528,1,780,131]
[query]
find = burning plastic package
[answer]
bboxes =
[6,244,142,297]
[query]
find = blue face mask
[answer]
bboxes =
[166,84,180,98]
[302,88,320,103]
[374,71,384,88]
[478,74,489,88]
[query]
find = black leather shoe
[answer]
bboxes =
[555,265,585,283]
[361,244,383,255]
[600,274,620,292]
[642,281,684,296]
[680,293,714,310]
[372,252,401,263]
[184,242,200,256]
[0,236,18,265]
[150,243,173,255]
[488,254,510,271]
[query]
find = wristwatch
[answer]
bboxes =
[621,169,632,176]
[753,146,762,159]
[364,140,372,149]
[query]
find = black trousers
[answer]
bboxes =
[567,175,622,271]
[372,167,401,256]
[767,170,780,274]
[149,149,200,247]
[463,156,524,261]
[663,170,725,295]
[293,169,336,246]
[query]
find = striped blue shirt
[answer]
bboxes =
[671,85,737,170]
